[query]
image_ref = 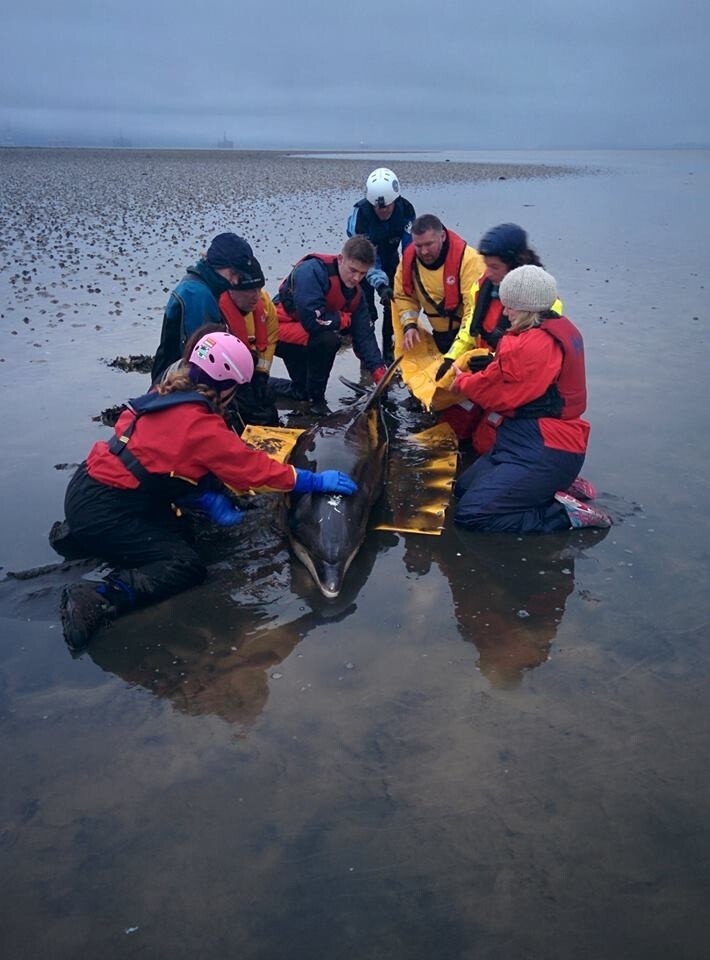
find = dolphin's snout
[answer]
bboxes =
[314,562,344,599]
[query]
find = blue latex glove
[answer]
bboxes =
[293,469,358,496]
[366,268,389,290]
[182,492,244,526]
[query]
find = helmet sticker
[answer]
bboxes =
[195,337,217,359]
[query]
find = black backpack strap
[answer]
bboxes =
[469,278,494,338]
[108,391,214,486]
[107,417,152,484]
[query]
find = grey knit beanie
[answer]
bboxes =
[499,265,557,312]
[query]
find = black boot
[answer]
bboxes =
[269,377,308,402]
[309,397,332,417]
[60,582,117,651]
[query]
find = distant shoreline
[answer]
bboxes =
[0,146,585,186]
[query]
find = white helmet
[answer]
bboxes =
[365,168,401,208]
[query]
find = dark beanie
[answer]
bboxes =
[206,233,265,289]
[479,223,528,264]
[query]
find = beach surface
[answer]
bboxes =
[1,147,709,960]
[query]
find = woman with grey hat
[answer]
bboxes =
[450,265,611,532]
[433,223,563,449]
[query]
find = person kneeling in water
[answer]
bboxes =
[451,266,611,534]
[58,331,357,650]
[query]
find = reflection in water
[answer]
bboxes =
[88,524,384,730]
[403,525,609,688]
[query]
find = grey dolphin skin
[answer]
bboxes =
[287,359,402,598]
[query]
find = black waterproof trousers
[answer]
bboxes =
[274,328,341,402]
[64,464,207,606]
[361,278,394,363]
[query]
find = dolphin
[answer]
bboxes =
[286,359,401,598]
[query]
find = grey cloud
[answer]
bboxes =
[1,0,708,148]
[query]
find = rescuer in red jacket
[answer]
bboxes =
[58,332,358,650]
[451,266,612,533]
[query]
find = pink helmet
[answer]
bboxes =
[189,332,254,386]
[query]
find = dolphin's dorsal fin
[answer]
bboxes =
[363,356,403,412]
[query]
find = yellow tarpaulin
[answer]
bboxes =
[240,424,304,462]
[373,422,459,535]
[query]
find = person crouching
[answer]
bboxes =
[58,332,358,650]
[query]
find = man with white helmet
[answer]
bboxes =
[347,167,416,363]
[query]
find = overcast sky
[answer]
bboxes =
[1,0,708,149]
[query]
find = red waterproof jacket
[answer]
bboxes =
[88,399,296,495]
[456,316,589,454]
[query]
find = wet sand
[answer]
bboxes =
[1,148,709,960]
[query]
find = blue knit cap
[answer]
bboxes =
[479,223,528,264]
[206,233,265,289]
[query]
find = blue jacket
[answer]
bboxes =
[286,257,385,372]
[151,260,232,382]
[346,195,416,285]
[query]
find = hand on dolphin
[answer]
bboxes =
[293,469,358,496]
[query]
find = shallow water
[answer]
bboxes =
[1,148,709,959]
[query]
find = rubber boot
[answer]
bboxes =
[269,377,308,402]
[60,583,118,651]
[60,575,136,651]
[554,492,612,529]
[309,397,332,417]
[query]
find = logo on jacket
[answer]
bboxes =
[446,275,456,285]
